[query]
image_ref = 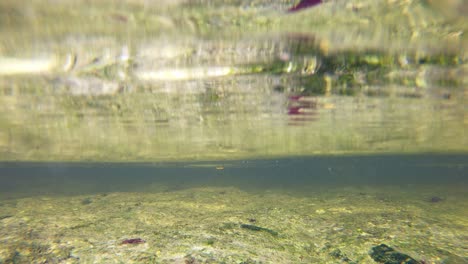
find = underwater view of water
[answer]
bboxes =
[0,0,467,263]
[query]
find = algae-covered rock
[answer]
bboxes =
[369,244,420,264]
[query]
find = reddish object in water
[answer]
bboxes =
[288,0,323,12]
[120,238,146,245]
[287,95,318,125]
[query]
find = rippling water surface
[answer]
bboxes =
[1,0,466,160]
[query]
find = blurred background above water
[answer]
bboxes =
[0,0,466,161]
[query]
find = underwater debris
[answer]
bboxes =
[240,224,278,236]
[120,238,146,245]
[288,0,323,12]
[428,196,443,203]
[369,244,420,264]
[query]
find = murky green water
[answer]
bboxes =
[0,0,467,263]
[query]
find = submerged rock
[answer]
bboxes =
[369,244,420,264]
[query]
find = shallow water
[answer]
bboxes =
[0,0,467,263]
[1,155,467,263]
